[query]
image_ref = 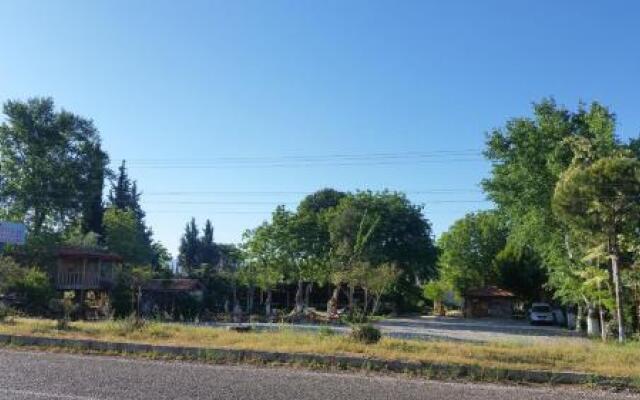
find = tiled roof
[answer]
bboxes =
[57,246,123,261]
[465,286,515,298]
[142,279,204,292]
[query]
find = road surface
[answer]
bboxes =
[0,349,635,399]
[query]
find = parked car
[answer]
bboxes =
[528,302,554,325]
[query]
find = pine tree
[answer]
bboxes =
[108,160,132,210]
[106,159,156,266]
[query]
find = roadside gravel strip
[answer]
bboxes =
[0,349,637,400]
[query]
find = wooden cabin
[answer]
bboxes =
[463,286,515,318]
[140,279,204,318]
[53,247,122,307]
[55,247,123,291]
[54,247,123,318]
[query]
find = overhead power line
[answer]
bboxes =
[117,149,486,169]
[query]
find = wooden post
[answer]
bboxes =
[97,258,102,286]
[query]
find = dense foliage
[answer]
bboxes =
[433,99,640,341]
[240,189,437,315]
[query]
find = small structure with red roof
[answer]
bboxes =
[463,286,515,318]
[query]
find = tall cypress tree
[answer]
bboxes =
[178,218,200,275]
[81,142,109,235]
[198,219,220,267]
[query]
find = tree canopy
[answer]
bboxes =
[0,97,109,235]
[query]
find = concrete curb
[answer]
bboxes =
[0,334,633,389]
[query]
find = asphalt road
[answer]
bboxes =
[0,349,636,400]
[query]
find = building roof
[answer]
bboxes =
[465,286,515,298]
[142,279,204,292]
[57,246,123,262]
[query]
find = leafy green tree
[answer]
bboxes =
[328,209,379,310]
[63,223,102,250]
[328,191,437,311]
[553,156,640,342]
[242,222,283,316]
[481,100,620,282]
[494,244,546,302]
[480,99,631,332]
[366,263,400,315]
[0,97,109,235]
[150,242,172,275]
[269,205,310,313]
[423,280,452,316]
[103,207,151,264]
[298,188,346,215]
[437,211,507,295]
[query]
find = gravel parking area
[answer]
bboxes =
[209,316,583,343]
[375,316,585,343]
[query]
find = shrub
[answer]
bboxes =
[342,306,368,324]
[14,268,55,314]
[110,314,146,336]
[350,324,381,344]
[0,302,16,323]
[0,256,23,293]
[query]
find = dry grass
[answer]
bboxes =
[1,318,639,378]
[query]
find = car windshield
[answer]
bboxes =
[532,306,551,313]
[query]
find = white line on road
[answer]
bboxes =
[0,388,102,400]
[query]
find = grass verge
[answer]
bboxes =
[1,318,639,382]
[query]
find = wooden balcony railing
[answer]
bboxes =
[55,271,103,290]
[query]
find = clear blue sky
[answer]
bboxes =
[1,1,639,256]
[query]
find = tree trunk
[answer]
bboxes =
[598,305,606,341]
[636,302,640,335]
[327,286,339,317]
[246,285,254,315]
[611,252,625,342]
[587,303,600,337]
[348,285,355,310]
[265,289,272,318]
[575,303,583,332]
[304,282,313,309]
[363,288,369,314]
[232,282,238,308]
[294,279,304,314]
[372,295,382,315]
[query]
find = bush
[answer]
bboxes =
[0,256,23,293]
[350,324,381,344]
[14,268,55,314]
[111,314,146,335]
[342,306,368,324]
[0,302,16,323]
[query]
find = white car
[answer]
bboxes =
[528,303,554,325]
